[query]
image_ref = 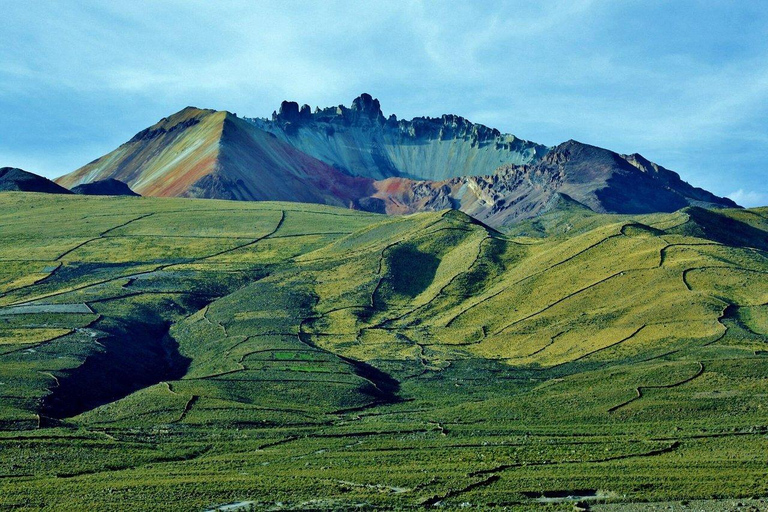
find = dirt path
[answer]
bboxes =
[55,213,156,261]
[494,270,633,335]
[173,395,199,423]
[445,231,625,327]
[608,362,704,413]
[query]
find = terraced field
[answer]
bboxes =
[0,192,766,510]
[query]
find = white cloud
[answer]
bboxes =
[727,189,768,208]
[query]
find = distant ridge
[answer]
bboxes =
[0,167,71,194]
[56,95,738,228]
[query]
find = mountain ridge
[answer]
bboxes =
[366,139,738,228]
[56,107,376,208]
[245,92,548,180]
[54,95,740,228]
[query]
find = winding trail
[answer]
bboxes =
[3,211,285,307]
[198,210,285,261]
[508,331,565,359]
[0,329,76,356]
[55,213,156,261]
[0,262,62,299]
[494,270,632,335]
[421,441,680,506]
[445,230,625,328]
[657,242,723,268]
[173,395,199,423]
[567,325,646,364]
[682,265,768,292]
[371,234,492,330]
[608,362,705,413]
[420,475,500,507]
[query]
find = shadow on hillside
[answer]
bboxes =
[41,311,193,421]
[385,244,440,298]
[343,356,401,403]
[674,207,768,251]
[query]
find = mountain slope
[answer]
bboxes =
[0,167,71,194]
[368,140,738,228]
[56,107,375,208]
[246,93,548,180]
[56,107,223,195]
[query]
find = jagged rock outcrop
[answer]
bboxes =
[247,93,548,180]
[367,140,738,228]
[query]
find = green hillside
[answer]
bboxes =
[0,192,766,510]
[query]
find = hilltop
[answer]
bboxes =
[70,178,139,196]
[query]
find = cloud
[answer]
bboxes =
[727,189,768,208]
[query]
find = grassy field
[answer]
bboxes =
[0,192,766,510]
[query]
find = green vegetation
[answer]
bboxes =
[0,192,766,510]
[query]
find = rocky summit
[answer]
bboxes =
[247,92,547,181]
[369,139,737,229]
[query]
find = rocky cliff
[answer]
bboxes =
[246,93,548,180]
[367,140,738,228]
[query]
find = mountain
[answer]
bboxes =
[245,93,548,180]
[0,167,71,194]
[56,107,375,208]
[366,139,739,228]
[56,95,738,228]
[70,178,139,196]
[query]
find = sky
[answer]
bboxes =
[1,1,767,206]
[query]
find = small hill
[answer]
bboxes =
[1,193,767,508]
[70,179,139,196]
[666,206,768,250]
[0,167,71,194]
[505,192,606,237]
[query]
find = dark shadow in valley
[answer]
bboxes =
[41,305,196,421]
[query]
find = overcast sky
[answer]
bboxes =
[2,1,767,205]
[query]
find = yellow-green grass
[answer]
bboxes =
[0,191,767,509]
